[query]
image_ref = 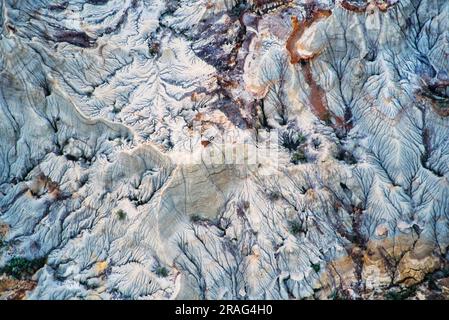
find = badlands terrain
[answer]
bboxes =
[1,0,449,300]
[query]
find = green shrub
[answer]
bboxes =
[230,2,246,17]
[296,133,307,144]
[190,214,202,223]
[0,257,46,279]
[291,149,306,164]
[155,266,169,278]
[311,263,321,273]
[385,286,417,300]
[267,191,280,201]
[116,209,126,221]
[442,268,449,277]
[281,131,306,152]
[288,220,303,235]
[112,106,121,114]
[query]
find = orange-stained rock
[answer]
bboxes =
[0,276,37,300]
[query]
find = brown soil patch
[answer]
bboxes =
[0,276,37,300]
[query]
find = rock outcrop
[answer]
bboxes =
[0,0,448,300]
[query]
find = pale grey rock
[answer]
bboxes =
[1,0,449,300]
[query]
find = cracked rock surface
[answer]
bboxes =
[1,0,449,300]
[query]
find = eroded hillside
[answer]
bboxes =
[1,0,449,300]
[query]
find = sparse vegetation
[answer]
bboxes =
[281,130,306,152]
[288,220,303,235]
[230,1,247,17]
[0,257,46,280]
[291,149,306,164]
[155,266,169,278]
[335,147,357,165]
[190,214,203,223]
[385,286,417,300]
[116,209,126,221]
[112,105,121,114]
[440,268,449,278]
[267,190,280,201]
[280,130,308,164]
[311,263,321,273]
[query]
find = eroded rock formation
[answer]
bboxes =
[0,0,449,300]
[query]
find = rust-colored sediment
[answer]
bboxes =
[0,277,37,300]
[301,62,331,122]
[285,8,332,123]
[285,16,303,64]
[286,9,331,64]
[29,173,62,199]
[201,140,211,147]
[0,223,8,238]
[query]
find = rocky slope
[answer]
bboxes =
[0,0,448,300]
